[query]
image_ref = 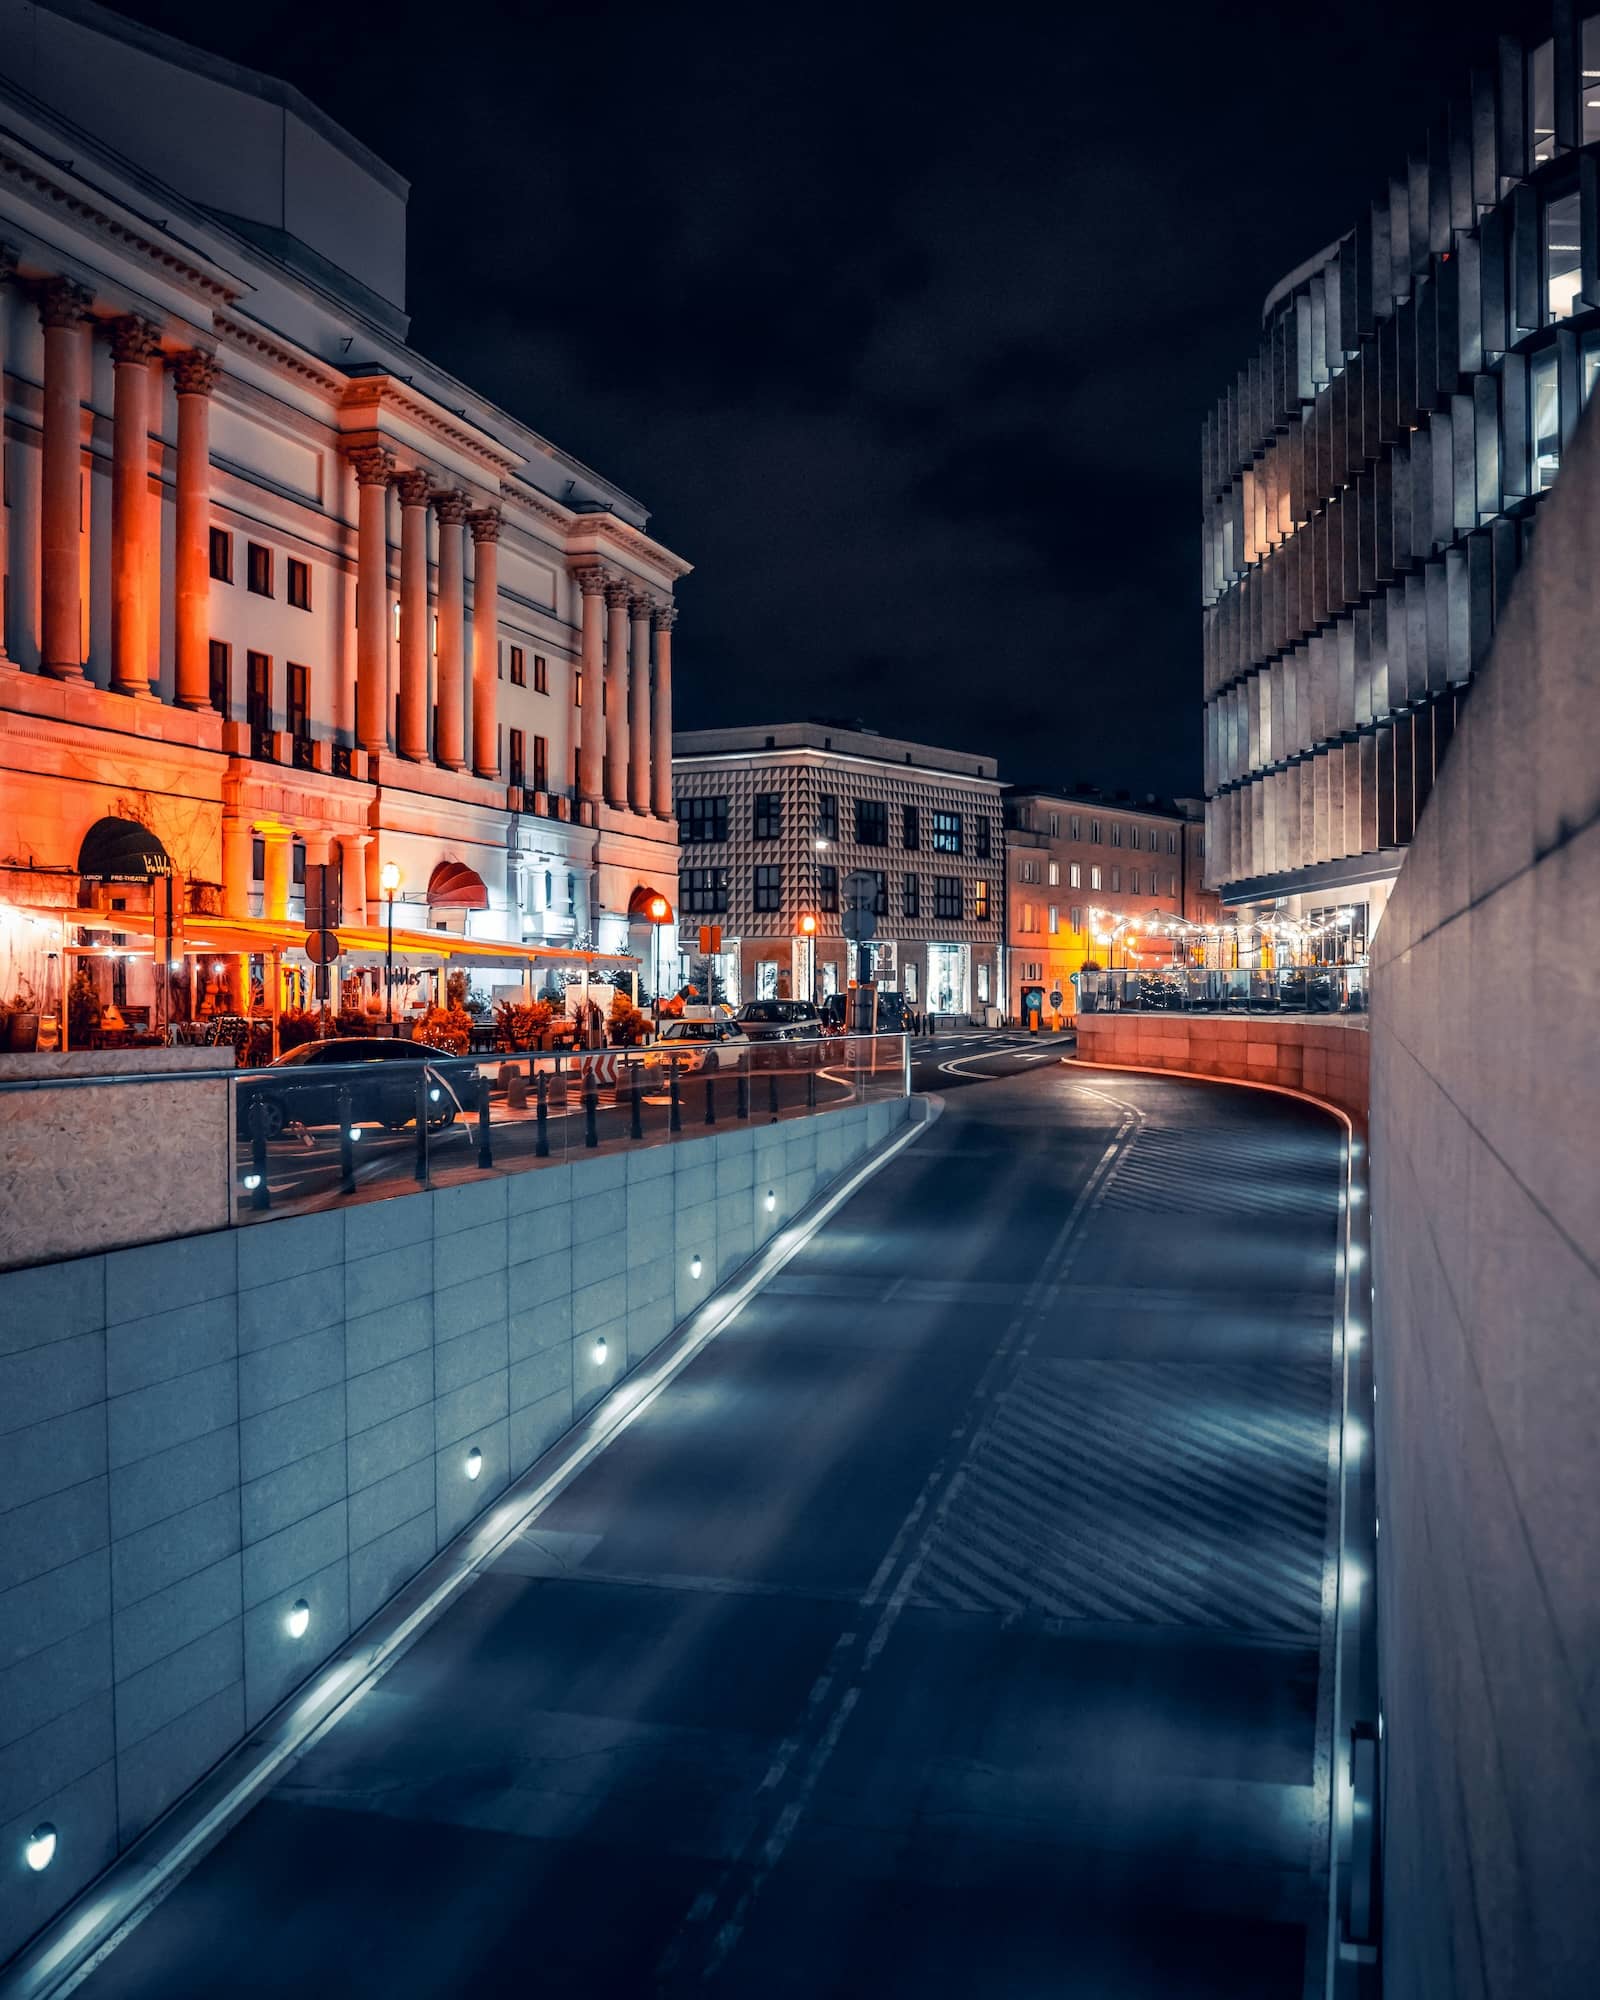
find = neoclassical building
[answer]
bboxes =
[0,0,684,1034]
[1202,7,1600,949]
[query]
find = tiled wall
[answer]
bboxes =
[1073,1013,1369,1124]
[0,1096,909,1964]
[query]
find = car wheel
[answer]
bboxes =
[246,1096,285,1141]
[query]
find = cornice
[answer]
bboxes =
[568,512,694,582]
[339,375,523,477]
[213,312,346,395]
[0,132,247,307]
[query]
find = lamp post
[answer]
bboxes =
[798,912,817,1005]
[648,894,669,1017]
[380,861,400,1024]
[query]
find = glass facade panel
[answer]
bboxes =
[1546,193,1581,321]
[1529,39,1554,166]
[1586,16,1600,145]
[1532,345,1561,490]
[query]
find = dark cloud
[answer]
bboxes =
[123,0,1551,795]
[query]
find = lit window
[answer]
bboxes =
[1047,860,1060,887]
[1547,192,1581,321]
[974,880,990,920]
[931,811,962,854]
[1532,345,1561,490]
[1070,862,1081,888]
[1048,904,1059,934]
[1090,866,1102,891]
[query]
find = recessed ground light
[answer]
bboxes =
[242,1173,262,1192]
[285,1599,311,1639]
[24,1826,56,1873]
[593,1335,607,1364]
[465,1447,483,1480]
[690,1255,703,1280]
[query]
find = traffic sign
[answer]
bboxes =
[304,929,341,965]
[1049,989,1063,1008]
[840,905,876,942]
[698,924,722,955]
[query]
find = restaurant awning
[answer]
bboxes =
[427,861,490,910]
[64,909,635,973]
[76,816,171,882]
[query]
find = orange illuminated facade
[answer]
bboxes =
[0,4,684,1041]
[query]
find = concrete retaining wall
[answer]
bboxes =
[1074,1011,1369,1122]
[1368,401,1600,1998]
[0,1095,911,1964]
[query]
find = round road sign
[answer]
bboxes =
[304,928,341,965]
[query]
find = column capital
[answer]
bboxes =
[254,821,295,844]
[396,468,434,509]
[170,348,221,397]
[338,829,373,851]
[0,241,18,284]
[36,277,93,329]
[346,442,397,488]
[603,577,632,609]
[652,601,678,632]
[468,506,503,545]
[107,315,162,366]
[570,562,611,597]
[434,487,472,525]
[628,591,656,620]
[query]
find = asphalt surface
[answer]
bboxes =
[82,1042,1343,1999]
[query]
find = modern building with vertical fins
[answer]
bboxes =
[0,0,683,1040]
[1201,6,1600,950]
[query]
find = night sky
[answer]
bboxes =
[124,0,1549,797]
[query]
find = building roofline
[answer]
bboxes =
[670,743,1004,790]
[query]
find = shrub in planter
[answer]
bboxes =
[608,991,649,1046]
[418,1004,472,1055]
[493,999,555,1049]
[277,1009,321,1052]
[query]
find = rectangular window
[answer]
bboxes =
[533,654,549,693]
[1111,822,1123,847]
[1070,861,1081,888]
[1171,871,1180,896]
[1130,869,1140,895]
[902,804,921,850]
[1047,860,1060,887]
[1018,858,1040,885]
[753,864,783,913]
[1110,865,1122,892]
[251,836,264,881]
[246,542,273,597]
[1020,902,1039,933]
[818,864,839,912]
[977,963,991,1005]
[287,662,310,743]
[677,795,729,843]
[1069,814,1080,840]
[903,871,920,919]
[208,639,230,718]
[1089,818,1102,844]
[1090,865,1102,891]
[508,727,526,789]
[855,798,889,846]
[246,651,272,729]
[816,793,838,841]
[974,816,991,859]
[286,557,311,610]
[509,646,526,687]
[933,875,961,921]
[1128,825,1141,851]
[1168,830,1178,854]
[1047,812,1060,837]
[753,793,783,840]
[1071,906,1082,933]
[1532,344,1561,490]
[1048,904,1059,934]
[682,867,729,914]
[974,880,990,921]
[532,734,548,793]
[859,870,888,916]
[209,528,233,583]
[931,810,962,854]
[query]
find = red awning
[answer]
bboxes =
[627,884,674,922]
[427,860,490,910]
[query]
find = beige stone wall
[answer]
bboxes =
[1073,1011,1369,1123]
[0,1047,231,1268]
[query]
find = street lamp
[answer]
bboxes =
[798,912,817,1005]
[380,861,401,1023]
[648,894,669,1014]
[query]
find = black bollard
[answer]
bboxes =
[583,1071,599,1148]
[535,1065,550,1157]
[704,1072,716,1125]
[668,1058,682,1133]
[630,1069,643,1140]
[247,1099,271,1211]
[476,1074,493,1169]
[338,1084,356,1194]
[806,1058,817,1110]
[768,1068,780,1124]
[737,1054,749,1121]
[414,1071,430,1183]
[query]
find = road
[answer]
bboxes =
[82,1050,1342,1999]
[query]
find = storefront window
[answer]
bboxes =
[1546,193,1581,320]
[926,942,969,1016]
[756,960,779,999]
[1532,345,1561,490]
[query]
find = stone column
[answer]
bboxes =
[171,351,219,709]
[221,815,253,1017]
[396,470,432,761]
[604,578,630,809]
[433,491,469,770]
[260,825,294,923]
[38,280,92,680]
[652,602,676,819]
[338,832,371,924]
[469,507,501,780]
[574,566,606,807]
[0,246,15,664]
[109,317,161,699]
[347,444,396,752]
[628,595,652,815]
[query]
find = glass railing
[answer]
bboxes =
[229,1032,910,1223]
[1076,965,1369,1016]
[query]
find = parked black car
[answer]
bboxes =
[735,1000,824,1042]
[238,1037,478,1139]
[819,991,908,1036]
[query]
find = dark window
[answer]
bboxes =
[682,867,729,914]
[816,793,838,841]
[753,864,782,913]
[292,840,306,886]
[974,816,991,859]
[753,792,782,840]
[1129,825,1141,851]
[1129,868,1141,895]
[209,528,233,583]
[677,795,729,843]
[246,651,272,757]
[508,727,525,789]
[288,663,312,767]
[866,870,889,915]
[246,542,273,596]
[208,639,230,718]
[533,654,548,693]
[509,647,526,687]
[932,810,962,854]
[1168,830,1178,854]
[1110,865,1122,892]
[286,558,311,610]
[902,804,920,850]
[817,864,838,912]
[531,734,548,793]
[251,836,264,880]
[855,798,888,847]
[933,876,962,921]
[903,871,920,918]
[1089,818,1102,844]
[1111,821,1124,847]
